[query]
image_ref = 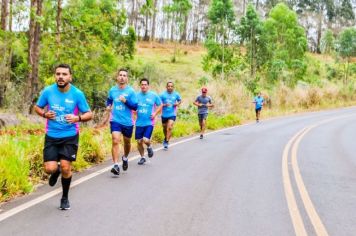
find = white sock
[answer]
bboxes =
[122,156,128,161]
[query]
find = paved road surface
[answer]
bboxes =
[1,107,356,236]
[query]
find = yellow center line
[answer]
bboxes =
[291,126,329,236]
[283,115,352,236]
[282,128,308,236]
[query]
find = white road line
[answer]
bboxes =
[0,124,244,222]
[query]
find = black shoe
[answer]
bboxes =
[147,147,154,158]
[122,156,128,171]
[49,166,61,187]
[200,134,203,139]
[138,157,146,165]
[111,165,120,175]
[163,140,168,149]
[59,198,70,210]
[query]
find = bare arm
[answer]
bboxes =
[34,105,56,120]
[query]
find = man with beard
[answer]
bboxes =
[34,64,93,210]
[106,68,138,175]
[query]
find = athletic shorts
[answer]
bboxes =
[198,113,208,121]
[110,121,134,138]
[255,108,262,112]
[43,134,79,162]
[161,116,176,124]
[135,125,154,140]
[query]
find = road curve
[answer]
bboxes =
[1,107,356,236]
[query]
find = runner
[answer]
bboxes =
[34,64,93,210]
[253,92,264,123]
[106,68,138,175]
[135,78,162,165]
[160,81,181,149]
[193,87,213,139]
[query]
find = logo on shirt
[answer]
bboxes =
[65,99,74,104]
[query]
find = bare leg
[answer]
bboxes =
[137,139,145,157]
[123,136,131,157]
[111,132,122,163]
[166,120,174,142]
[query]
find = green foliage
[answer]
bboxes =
[337,28,356,59]
[263,3,307,84]
[321,29,335,54]
[207,0,235,27]
[202,39,241,78]
[38,0,135,109]
[0,136,34,201]
[163,0,192,32]
[237,4,264,76]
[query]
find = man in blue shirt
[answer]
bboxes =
[253,92,264,123]
[193,87,214,139]
[34,64,92,210]
[160,82,181,149]
[106,68,138,175]
[135,78,162,165]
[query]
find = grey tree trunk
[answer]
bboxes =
[56,0,62,60]
[150,0,158,41]
[180,14,189,43]
[26,0,43,113]
[1,0,8,30]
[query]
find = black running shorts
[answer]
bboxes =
[43,134,79,162]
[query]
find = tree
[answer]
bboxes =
[238,4,263,77]
[163,0,192,42]
[337,28,356,84]
[1,0,9,30]
[150,0,158,41]
[140,0,155,41]
[26,0,43,112]
[320,29,334,54]
[203,0,237,79]
[296,0,336,53]
[263,3,307,84]
[163,0,192,62]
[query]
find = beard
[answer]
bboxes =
[57,81,69,88]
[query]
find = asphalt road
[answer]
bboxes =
[1,107,356,236]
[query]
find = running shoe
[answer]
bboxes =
[163,140,168,149]
[59,198,70,210]
[138,157,146,165]
[147,146,154,158]
[200,134,203,139]
[111,164,120,175]
[122,156,128,171]
[49,165,61,187]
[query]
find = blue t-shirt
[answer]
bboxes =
[160,91,181,118]
[254,96,264,109]
[36,84,91,138]
[136,91,162,127]
[107,85,138,126]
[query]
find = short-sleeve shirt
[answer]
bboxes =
[107,85,137,126]
[136,91,162,127]
[254,96,264,109]
[160,91,181,118]
[195,95,212,115]
[36,84,91,138]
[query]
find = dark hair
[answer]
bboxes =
[140,78,149,85]
[167,81,174,86]
[55,64,72,74]
[118,68,128,74]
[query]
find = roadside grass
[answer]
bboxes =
[1,42,356,202]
